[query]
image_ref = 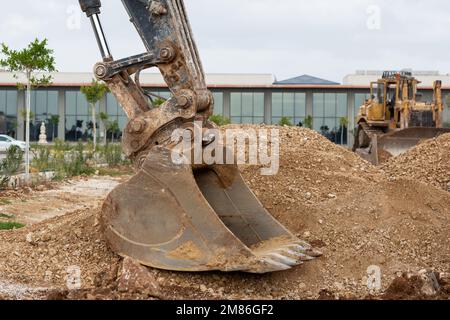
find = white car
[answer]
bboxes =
[0,135,27,152]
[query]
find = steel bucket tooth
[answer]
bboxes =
[101,146,319,273]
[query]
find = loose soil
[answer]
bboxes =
[0,126,449,300]
[0,177,123,225]
[382,133,450,191]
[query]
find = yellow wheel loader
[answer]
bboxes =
[353,71,450,165]
[78,0,320,273]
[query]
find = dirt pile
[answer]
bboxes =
[0,209,120,291]
[0,125,449,300]
[224,125,380,205]
[382,133,450,191]
[227,125,450,298]
[381,271,450,300]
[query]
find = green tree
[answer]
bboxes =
[152,98,166,107]
[209,114,231,126]
[19,109,35,120]
[99,112,109,145]
[81,80,109,151]
[339,117,349,145]
[49,115,60,141]
[0,145,24,189]
[278,117,293,126]
[107,120,120,143]
[304,115,313,129]
[0,38,56,181]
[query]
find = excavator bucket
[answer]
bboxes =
[79,0,320,273]
[101,146,320,273]
[358,127,450,165]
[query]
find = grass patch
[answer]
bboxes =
[0,221,25,230]
[0,199,12,205]
[0,213,15,219]
[97,166,134,177]
[31,142,130,181]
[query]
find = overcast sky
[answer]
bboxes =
[0,0,449,83]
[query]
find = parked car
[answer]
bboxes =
[0,135,26,152]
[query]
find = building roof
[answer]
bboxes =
[0,71,275,88]
[0,71,448,90]
[344,70,450,87]
[274,74,340,85]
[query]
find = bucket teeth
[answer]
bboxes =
[266,253,299,267]
[305,248,323,258]
[286,243,323,258]
[286,244,310,255]
[282,249,315,262]
[294,241,313,250]
[260,257,292,272]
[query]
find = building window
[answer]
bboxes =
[65,91,97,142]
[272,92,306,125]
[0,89,17,138]
[313,93,348,144]
[106,93,127,141]
[29,90,59,141]
[212,92,224,116]
[313,93,347,132]
[230,92,264,124]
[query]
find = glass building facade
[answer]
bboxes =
[1,85,449,146]
[105,92,127,140]
[230,92,264,124]
[0,89,17,137]
[65,91,97,142]
[312,93,347,131]
[31,90,59,141]
[272,92,306,126]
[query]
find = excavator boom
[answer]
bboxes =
[78,0,320,273]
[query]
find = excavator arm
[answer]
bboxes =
[79,0,320,273]
[80,0,212,158]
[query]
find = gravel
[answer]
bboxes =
[0,126,449,300]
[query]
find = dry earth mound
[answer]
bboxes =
[0,125,449,300]
[382,133,450,191]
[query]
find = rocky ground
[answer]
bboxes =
[0,126,449,300]
[382,133,450,191]
[0,177,123,225]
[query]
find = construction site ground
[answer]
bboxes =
[0,126,449,300]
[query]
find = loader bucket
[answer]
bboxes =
[101,146,320,274]
[359,127,450,165]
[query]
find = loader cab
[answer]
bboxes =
[369,81,388,122]
[367,71,418,125]
[370,81,385,105]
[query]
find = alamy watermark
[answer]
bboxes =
[66,4,82,31]
[171,123,280,176]
[367,265,382,292]
[66,265,82,290]
[366,5,382,30]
